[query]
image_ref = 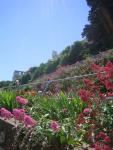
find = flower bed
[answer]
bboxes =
[0,61,113,149]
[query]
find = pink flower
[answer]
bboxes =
[96,132,106,139]
[99,93,106,100]
[94,142,111,150]
[104,136,111,143]
[101,132,106,138]
[107,92,113,97]
[0,108,13,119]
[50,121,60,132]
[104,61,113,75]
[104,80,113,90]
[13,108,25,122]
[83,78,93,86]
[24,115,37,128]
[91,63,101,72]
[83,108,91,114]
[16,96,28,105]
[103,145,111,150]
[77,113,85,124]
[78,89,91,102]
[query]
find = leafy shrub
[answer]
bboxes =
[0,91,18,111]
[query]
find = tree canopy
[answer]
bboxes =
[82,0,113,53]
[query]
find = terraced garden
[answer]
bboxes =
[0,55,113,149]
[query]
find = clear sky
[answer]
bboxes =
[0,0,89,81]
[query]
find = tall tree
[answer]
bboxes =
[82,0,113,53]
[52,50,58,60]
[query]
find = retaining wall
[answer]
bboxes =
[0,118,16,150]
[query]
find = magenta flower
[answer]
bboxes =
[104,80,113,90]
[104,136,111,143]
[13,108,25,122]
[83,108,91,114]
[16,96,28,105]
[0,108,13,119]
[78,89,91,102]
[50,121,60,132]
[94,142,111,150]
[96,132,106,139]
[107,92,113,97]
[24,115,37,128]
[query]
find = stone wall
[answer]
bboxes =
[0,118,16,150]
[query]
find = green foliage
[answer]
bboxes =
[60,53,70,65]
[68,41,86,64]
[14,92,86,149]
[52,50,58,60]
[18,40,91,83]
[100,100,113,132]
[45,59,59,74]
[21,73,31,84]
[31,63,46,80]
[28,67,37,74]
[82,0,113,52]
[27,92,85,126]
[0,91,17,111]
[0,81,12,88]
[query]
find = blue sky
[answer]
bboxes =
[0,0,89,81]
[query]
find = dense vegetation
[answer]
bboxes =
[0,1,113,149]
[82,0,113,53]
[28,40,90,82]
[1,60,113,149]
[13,0,113,85]
[0,0,113,87]
[0,40,91,86]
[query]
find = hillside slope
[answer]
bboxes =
[34,49,113,83]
